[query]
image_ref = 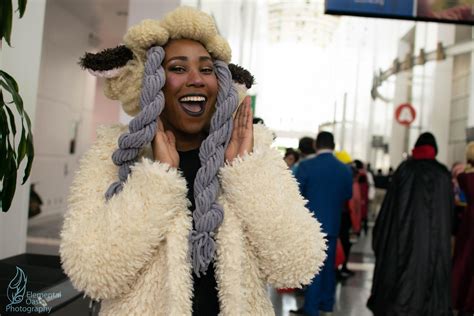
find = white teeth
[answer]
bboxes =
[179,96,206,102]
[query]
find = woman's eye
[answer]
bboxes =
[170,66,186,73]
[201,67,214,74]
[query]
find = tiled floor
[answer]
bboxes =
[25,214,376,315]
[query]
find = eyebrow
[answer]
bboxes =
[165,56,212,64]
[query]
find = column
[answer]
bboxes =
[0,0,47,259]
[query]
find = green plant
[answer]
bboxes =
[1,0,34,213]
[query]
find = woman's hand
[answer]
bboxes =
[225,96,254,162]
[152,120,179,168]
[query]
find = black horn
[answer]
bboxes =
[228,64,255,89]
[79,45,133,71]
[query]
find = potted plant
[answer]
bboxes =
[1,0,34,213]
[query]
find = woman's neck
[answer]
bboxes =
[162,121,206,152]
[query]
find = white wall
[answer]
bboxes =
[91,79,120,140]
[389,37,413,168]
[449,52,470,165]
[388,22,457,167]
[29,1,97,220]
[0,0,46,259]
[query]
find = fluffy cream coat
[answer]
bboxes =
[60,124,327,316]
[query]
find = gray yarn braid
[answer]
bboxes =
[191,60,238,276]
[105,46,165,200]
[104,45,238,277]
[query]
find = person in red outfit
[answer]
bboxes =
[354,160,370,235]
[452,142,474,315]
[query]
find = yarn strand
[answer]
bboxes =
[190,60,239,276]
[105,46,166,200]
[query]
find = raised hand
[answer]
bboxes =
[152,119,179,168]
[225,96,254,163]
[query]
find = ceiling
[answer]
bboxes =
[55,0,129,49]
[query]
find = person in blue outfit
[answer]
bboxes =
[293,131,353,316]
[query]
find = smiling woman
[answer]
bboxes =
[60,6,327,316]
[161,39,218,149]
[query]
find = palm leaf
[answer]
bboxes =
[0,107,8,180]
[0,73,23,116]
[21,131,33,185]
[0,70,19,92]
[4,105,17,137]
[0,0,31,212]
[17,0,27,18]
[1,143,18,213]
[17,125,26,167]
[0,0,13,46]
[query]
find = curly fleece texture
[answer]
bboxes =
[60,124,327,315]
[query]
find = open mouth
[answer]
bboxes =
[178,95,207,117]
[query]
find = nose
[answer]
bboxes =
[186,68,205,87]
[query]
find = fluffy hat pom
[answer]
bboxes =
[206,35,232,64]
[160,6,218,43]
[123,19,170,58]
[123,6,231,63]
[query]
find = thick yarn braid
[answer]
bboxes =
[191,60,238,276]
[104,46,238,277]
[105,46,165,200]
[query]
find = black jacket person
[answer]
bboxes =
[368,132,454,316]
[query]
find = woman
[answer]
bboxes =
[284,148,300,169]
[452,142,474,315]
[59,7,326,316]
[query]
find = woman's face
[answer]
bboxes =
[161,39,218,136]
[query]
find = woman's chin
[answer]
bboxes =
[177,122,208,136]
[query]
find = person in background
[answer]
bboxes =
[284,148,300,170]
[365,163,376,222]
[292,132,353,316]
[387,166,394,183]
[451,162,467,237]
[368,132,453,316]
[292,136,317,174]
[452,142,474,316]
[299,136,316,160]
[374,168,388,189]
[335,151,359,278]
[354,160,370,235]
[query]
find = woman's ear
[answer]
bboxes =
[79,45,134,78]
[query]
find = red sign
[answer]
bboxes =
[395,103,416,126]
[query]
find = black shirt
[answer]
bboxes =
[178,149,220,316]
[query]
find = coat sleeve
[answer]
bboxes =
[219,125,327,289]
[59,125,189,300]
